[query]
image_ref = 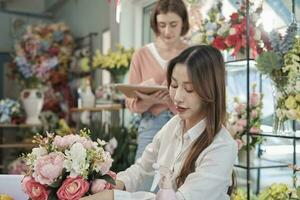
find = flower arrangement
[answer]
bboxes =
[0,98,23,124]
[9,23,74,89]
[228,84,263,150]
[231,188,257,200]
[256,22,300,124]
[258,183,292,200]
[8,158,28,175]
[0,194,13,200]
[21,129,116,200]
[212,1,271,58]
[92,44,134,82]
[189,1,224,45]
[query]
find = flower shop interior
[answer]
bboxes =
[0,0,299,199]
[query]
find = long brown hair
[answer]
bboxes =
[167,45,226,187]
[150,0,189,36]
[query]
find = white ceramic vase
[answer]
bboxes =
[21,89,44,124]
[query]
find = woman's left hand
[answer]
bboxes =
[80,190,114,200]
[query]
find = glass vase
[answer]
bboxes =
[272,81,293,134]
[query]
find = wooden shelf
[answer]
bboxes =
[70,103,122,112]
[0,124,41,128]
[0,143,37,149]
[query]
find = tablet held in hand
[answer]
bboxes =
[115,84,168,98]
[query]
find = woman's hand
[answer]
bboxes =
[80,190,114,200]
[135,90,172,107]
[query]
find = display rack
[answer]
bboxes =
[0,124,40,173]
[230,1,298,199]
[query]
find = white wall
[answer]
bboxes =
[54,0,110,51]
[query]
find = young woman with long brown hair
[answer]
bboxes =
[81,45,237,200]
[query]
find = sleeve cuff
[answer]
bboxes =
[114,190,132,200]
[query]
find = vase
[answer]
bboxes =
[21,89,44,125]
[111,73,125,83]
[272,82,294,134]
[81,85,95,108]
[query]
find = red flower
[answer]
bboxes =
[21,176,49,200]
[56,177,90,200]
[225,34,240,47]
[212,36,227,50]
[230,13,239,23]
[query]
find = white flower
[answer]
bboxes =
[97,139,106,146]
[217,23,230,35]
[32,147,47,158]
[64,142,89,177]
[254,29,261,41]
[229,27,237,35]
[105,137,118,154]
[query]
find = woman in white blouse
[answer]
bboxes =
[81,45,238,200]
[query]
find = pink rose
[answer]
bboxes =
[99,152,113,175]
[250,93,260,107]
[237,119,247,127]
[234,103,246,114]
[33,152,64,185]
[91,179,107,194]
[56,177,89,200]
[251,110,258,119]
[21,176,49,200]
[250,127,261,134]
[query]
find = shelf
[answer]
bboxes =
[70,103,122,112]
[235,157,289,170]
[259,132,300,140]
[0,124,41,128]
[0,143,37,149]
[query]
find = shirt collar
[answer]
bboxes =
[174,115,206,142]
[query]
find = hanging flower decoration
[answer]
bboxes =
[212,1,271,58]
[256,22,300,122]
[228,84,264,150]
[188,1,225,45]
[8,23,74,89]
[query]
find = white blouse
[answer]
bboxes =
[115,115,238,200]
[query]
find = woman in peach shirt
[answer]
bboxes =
[127,0,189,163]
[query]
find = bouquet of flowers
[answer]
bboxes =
[21,129,116,200]
[189,1,224,45]
[228,84,263,150]
[92,44,134,82]
[9,23,74,89]
[256,22,300,123]
[0,98,23,124]
[212,1,271,58]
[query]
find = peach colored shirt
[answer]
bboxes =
[126,44,180,116]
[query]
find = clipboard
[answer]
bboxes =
[114,83,168,98]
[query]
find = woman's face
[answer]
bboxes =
[156,12,183,45]
[169,64,204,127]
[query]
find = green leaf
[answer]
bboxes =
[256,52,282,75]
[102,174,116,185]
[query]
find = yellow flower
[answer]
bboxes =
[297,106,300,120]
[0,194,14,200]
[295,94,300,102]
[285,95,297,109]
